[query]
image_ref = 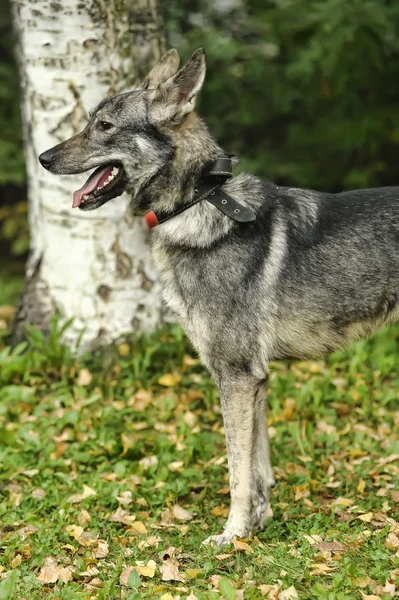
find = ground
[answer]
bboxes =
[0,280,398,600]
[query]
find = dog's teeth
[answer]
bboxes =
[82,194,89,200]
[111,167,119,176]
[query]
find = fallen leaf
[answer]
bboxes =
[32,488,46,500]
[385,532,399,550]
[65,525,84,541]
[172,504,192,521]
[120,567,134,586]
[309,563,334,575]
[58,566,73,584]
[358,512,374,523]
[304,534,323,545]
[77,509,91,526]
[139,455,158,469]
[135,560,156,577]
[77,368,92,386]
[315,541,345,553]
[185,568,202,579]
[158,373,178,387]
[121,433,135,457]
[160,558,184,582]
[37,557,59,584]
[168,461,184,472]
[331,497,353,507]
[353,575,374,588]
[187,593,199,600]
[129,521,147,535]
[22,469,39,477]
[109,507,136,525]
[67,484,96,504]
[92,540,109,558]
[233,539,254,554]
[10,555,21,569]
[138,535,161,549]
[118,343,130,356]
[211,505,230,517]
[259,582,282,598]
[279,585,298,600]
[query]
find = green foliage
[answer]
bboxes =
[165,0,399,190]
[0,317,399,597]
[0,2,25,186]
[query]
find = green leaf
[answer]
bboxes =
[0,570,20,600]
[219,577,236,600]
[127,570,141,589]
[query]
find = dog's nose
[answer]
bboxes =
[38,150,55,169]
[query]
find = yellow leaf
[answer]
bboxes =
[168,461,184,472]
[233,539,254,553]
[331,497,353,507]
[357,479,366,493]
[352,576,374,588]
[210,505,230,517]
[160,594,175,600]
[358,512,374,523]
[67,484,96,504]
[10,555,22,568]
[185,568,203,579]
[158,373,177,387]
[77,368,92,386]
[309,563,334,576]
[118,343,130,356]
[129,521,147,535]
[135,560,156,578]
[66,525,84,541]
[121,432,135,457]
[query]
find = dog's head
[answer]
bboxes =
[39,49,206,211]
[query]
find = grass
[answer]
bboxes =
[0,281,399,600]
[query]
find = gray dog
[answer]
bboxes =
[39,49,399,546]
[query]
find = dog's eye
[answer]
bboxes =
[98,121,113,131]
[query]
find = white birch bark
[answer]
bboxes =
[11,0,166,350]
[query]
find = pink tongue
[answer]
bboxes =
[72,166,113,208]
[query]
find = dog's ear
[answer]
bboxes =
[149,48,206,123]
[142,49,180,90]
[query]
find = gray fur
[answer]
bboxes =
[39,49,399,547]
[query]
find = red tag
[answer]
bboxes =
[144,211,159,230]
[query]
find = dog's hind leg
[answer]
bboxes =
[203,374,273,547]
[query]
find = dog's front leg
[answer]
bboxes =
[203,376,272,547]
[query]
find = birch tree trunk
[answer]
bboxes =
[11,0,166,350]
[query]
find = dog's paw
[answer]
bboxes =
[202,531,237,547]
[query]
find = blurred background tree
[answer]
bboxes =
[2,0,399,311]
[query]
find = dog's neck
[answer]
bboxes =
[135,113,223,216]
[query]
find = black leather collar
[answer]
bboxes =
[144,157,256,229]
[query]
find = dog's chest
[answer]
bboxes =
[151,240,236,353]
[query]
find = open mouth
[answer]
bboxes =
[72,164,127,211]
